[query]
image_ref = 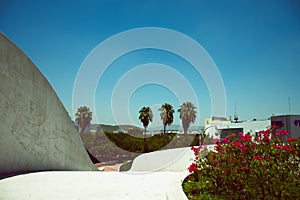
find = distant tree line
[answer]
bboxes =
[75,102,197,152]
[75,101,197,137]
[82,131,200,162]
[139,101,197,136]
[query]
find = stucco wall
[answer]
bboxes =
[0,33,95,176]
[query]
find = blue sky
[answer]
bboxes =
[1,0,300,127]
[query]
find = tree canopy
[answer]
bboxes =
[178,101,197,136]
[75,106,92,137]
[158,103,175,134]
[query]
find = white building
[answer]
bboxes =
[204,116,270,140]
[204,116,231,139]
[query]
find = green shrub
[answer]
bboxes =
[82,132,200,163]
[183,128,300,199]
[104,132,200,153]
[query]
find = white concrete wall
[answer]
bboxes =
[0,33,95,176]
[128,145,216,172]
[129,147,195,172]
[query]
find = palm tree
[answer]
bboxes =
[139,106,153,152]
[178,101,197,137]
[158,103,175,135]
[75,106,92,138]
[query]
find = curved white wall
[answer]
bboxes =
[0,33,95,176]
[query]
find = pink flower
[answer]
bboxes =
[276,130,289,136]
[240,136,246,142]
[241,145,249,152]
[232,141,242,148]
[282,130,289,136]
[214,145,221,151]
[287,138,298,142]
[241,158,247,165]
[262,136,270,143]
[224,138,231,144]
[252,155,262,161]
[240,134,252,142]
[281,145,293,151]
[212,138,219,144]
[275,131,281,136]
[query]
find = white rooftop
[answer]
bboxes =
[0,171,187,200]
[0,146,217,200]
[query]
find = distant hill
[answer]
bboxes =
[148,124,204,131]
[89,123,203,133]
[90,124,142,132]
[118,124,143,131]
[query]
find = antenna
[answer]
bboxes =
[235,100,237,113]
[234,100,238,123]
[288,96,291,113]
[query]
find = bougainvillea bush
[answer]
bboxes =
[183,128,300,200]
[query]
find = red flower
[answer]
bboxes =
[188,163,197,173]
[252,155,262,161]
[272,125,278,129]
[191,146,202,156]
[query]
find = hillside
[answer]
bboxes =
[90,124,142,132]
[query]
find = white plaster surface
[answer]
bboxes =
[0,146,197,200]
[0,171,189,200]
[129,147,194,172]
[0,145,217,199]
[0,33,95,176]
